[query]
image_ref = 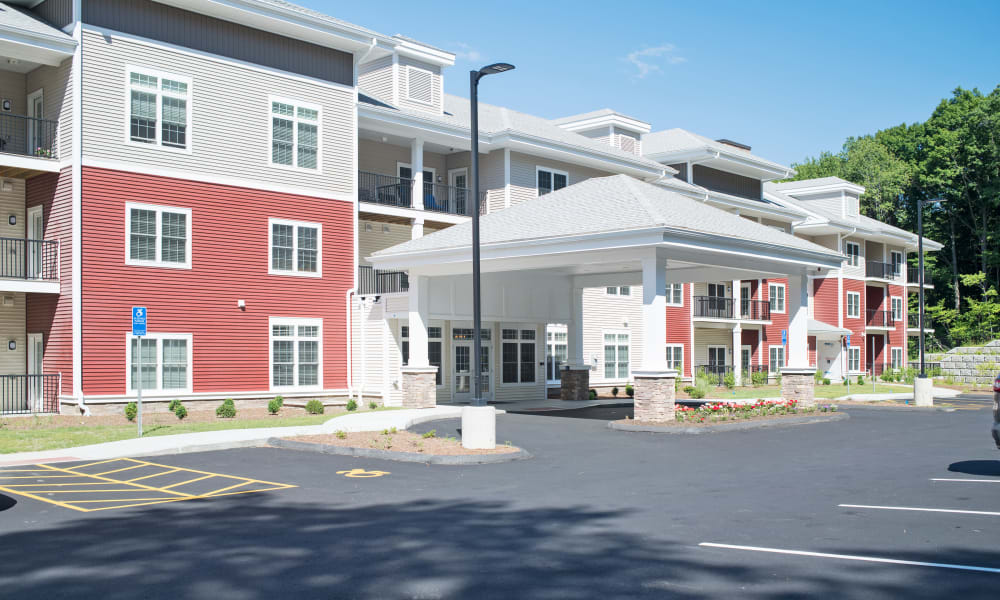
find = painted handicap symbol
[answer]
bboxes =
[337,468,390,478]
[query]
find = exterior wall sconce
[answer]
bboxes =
[7,215,14,226]
[237,299,246,310]
[8,340,15,351]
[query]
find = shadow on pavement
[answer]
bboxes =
[0,494,15,511]
[948,460,1000,477]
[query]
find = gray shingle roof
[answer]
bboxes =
[373,175,840,258]
[252,0,386,39]
[642,128,791,173]
[771,176,858,190]
[0,2,74,40]
[550,108,650,129]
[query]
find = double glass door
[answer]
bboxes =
[454,342,491,403]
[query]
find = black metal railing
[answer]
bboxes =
[907,313,933,329]
[741,364,770,385]
[358,265,408,295]
[694,296,733,319]
[739,299,771,321]
[866,309,895,327]
[0,373,60,414]
[696,364,734,386]
[358,170,484,217]
[0,238,58,280]
[907,265,930,285]
[866,260,901,279]
[0,114,58,159]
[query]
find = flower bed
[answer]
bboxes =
[674,399,837,423]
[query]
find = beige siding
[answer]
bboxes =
[583,287,643,384]
[796,191,843,217]
[693,329,732,367]
[358,220,412,265]
[481,150,505,213]
[0,293,26,375]
[357,139,448,181]
[25,59,72,161]
[0,70,27,116]
[0,178,25,239]
[80,30,355,197]
[508,151,610,207]
[397,56,441,114]
[842,236,866,279]
[358,56,393,103]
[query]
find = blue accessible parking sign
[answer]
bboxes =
[132,306,147,337]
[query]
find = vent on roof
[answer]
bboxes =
[716,139,751,152]
[406,65,434,105]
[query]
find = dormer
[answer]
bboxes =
[551,110,651,156]
[357,35,454,114]
[769,177,865,222]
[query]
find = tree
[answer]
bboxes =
[841,137,913,225]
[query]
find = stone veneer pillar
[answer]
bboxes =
[780,367,816,408]
[401,366,438,408]
[632,370,678,423]
[560,367,590,401]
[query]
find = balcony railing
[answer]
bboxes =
[696,364,733,386]
[739,299,771,321]
[694,296,733,319]
[907,265,930,285]
[358,170,484,217]
[358,265,408,295]
[908,313,933,329]
[0,114,58,159]
[0,238,58,280]
[0,373,60,414]
[866,260,902,280]
[866,309,895,328]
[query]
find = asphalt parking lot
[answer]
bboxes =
[1,395,997,599]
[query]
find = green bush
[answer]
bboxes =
[775,372,782,385]
[274,395,284,408]
[167,399,181,413]
[305,399,324,414]
[588,389,597,400]
[422,429,436,439]
[216,398,236,419]
[842,377,849,386]
[689,386,706,399]
[124,401,137,422]
[751,371,768,386]
[814,370,824,382]
[174,404,188,420]
[346,398,357,412]
[682,385,696,394]
[335,430,347,439]
[822,378,831,386]
[626,384,634,398]
[267,399,281,415]
[857,375,865,385]
[880,372,893,383]
[723,372,736,389]
[368,400,378,410]
[611,386,619,398]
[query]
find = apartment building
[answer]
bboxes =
[0,0,938,416]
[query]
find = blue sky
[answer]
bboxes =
[300,0,1000,167]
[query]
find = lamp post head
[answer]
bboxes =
[473,63,515,84]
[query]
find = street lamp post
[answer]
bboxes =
[914,197,944,406]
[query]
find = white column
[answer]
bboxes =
[732,279,741,319]
[410,138,424,210]
[786,272,810,368]
[407,274,430,367]
[637,251,670,374]
[566,286,585,368]
[411,217,424,240]
[732,324,742,386]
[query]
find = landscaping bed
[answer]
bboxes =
[615,399,841,428]
[272,429,528,464]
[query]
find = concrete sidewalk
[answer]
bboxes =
[0,406,470,466]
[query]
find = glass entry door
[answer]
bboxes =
[453,342,491,403]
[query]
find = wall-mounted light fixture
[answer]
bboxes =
[1,180,12,192]
[8,340,15,351]
[237,299,246,310]
[7,215,14,226]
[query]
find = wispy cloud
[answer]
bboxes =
[625,44,686,78]
[451,42,482,62]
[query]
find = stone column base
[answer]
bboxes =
[401,366,438,408]
[560,366,591,401]
[632,369,678,423]
[780,367,816,408]
[913,376,934,407]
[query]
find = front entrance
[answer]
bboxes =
[27,89,43,155]
[27,333,43,412]
[452,328,492,403]
[27,206,43,279]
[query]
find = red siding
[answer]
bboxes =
[812,277,838,326]
[808,336,817,366]
[80,167,353,396]
[761,277,789,367]
[666,283,692,378]
[843,278,866,370]
[741,329,760,365]
[887,284,906,365]
[26,168,73,396]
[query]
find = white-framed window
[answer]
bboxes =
[846,291,861,318]
[845,241,861,267]
[537,166,568,196]
[890,347,903,370]
[401,325,443,386]
[890,251,904,278]
[405,65,435,105]
[126,67,191,152]
[768,345,785,373]
[125,202,191,269]
[666,283,683,306]
[269,97,321,171]
[605,286,630,297]
[125,333,192,395]
[603,331,630,380]
[768,283,786,314]
[268,218,321,277]
[891,296,903,322]
[847,346,861,373]
[269,317,322,391]
[502,327,536,384]
[546,327,568,382]
[665,344,684,372]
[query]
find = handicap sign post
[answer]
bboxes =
[845,334,851,395]
[132,307,147,437]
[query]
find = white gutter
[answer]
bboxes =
[354,37,378,66]
[345,287,355,401]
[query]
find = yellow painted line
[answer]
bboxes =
[0,474,86,479]
[121,457,291,487]
[75,496,202,512]
[0,485,88,512]
[126,468,181,483]
[160,474,216,490]
[65,497,178,503]
[1,482,136,487]
[36,463,193,498]
[0,469,67,473]
[65,458,129,470]
[201,480,251,496]
[94,464,147,477]
[27,489,157,494]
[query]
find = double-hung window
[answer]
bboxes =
[502,328,536,384]
[769,346,785,373]
[270,318,322,390]
[127,333,192,394]
[269,219,321,276]
[665,344,683,372]
[846,292,860,318]
[401,325,443,385]
[890,347,903,371]
[845,242,861,267]
[768,283,786,313]
[890,297,903,323]
[666,283,683,306]
[128,68,191,150]
[848,346,860,372]
[537,167,568,196]
[890,251,904,278]
[270,99,320,170]
[606,286,630,297]
[603,332,630,380]
[126,202,191,268]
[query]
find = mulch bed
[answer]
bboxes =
[284,430,521,456]
[0,406,327,430]
[615,411,840,428]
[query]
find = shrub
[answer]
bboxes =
[422,429,436,439]
[822,378,831,386]
[346,398,357,412]
[751,371,768,386]
[857,375,865,385]
[267,399,281,415]
[626,384,634,398]
[683,386,696,394]
[335,430,347,439]
[216,398,236,419]
[168,399,181,413]
[368,400,378,410]
[174,404,188,420]
[880,372,892,383]
[775,372,782,385]
[814,370,824,383]
[124,401,137,422]
[305,399,325,414]
[688,386,706,399]
[611,386,619,398]
[274,395,284,408]
[588,389,597,400]
[842,377,849,386]
[723,372,736,389]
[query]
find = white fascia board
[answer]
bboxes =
[358,107,483,150]
[647,147,792,180]
[393,38,455,66]
[660,229,844,271]
[0,27,77,65]
[498,133,665,179]
[559,114,652,134]
[359,202,469,225]
[705,190,806,221]
[781,181,866,196]
[0,154,62,172]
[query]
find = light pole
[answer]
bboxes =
[469,62,514,407]
[914,197,944,406]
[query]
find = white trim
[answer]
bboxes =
[267,218,323,278]
[890,296,903,323]
[605,285,631,297]
[845,241,861,267]
[447,167,468,188]
[768,282,786,314]
[268,316,323,392]
[0,280,59,294]
[768,345,785,373]
[503,148,511,208]
[535,165,569,197]
[71,22,82,404]
[846,291,860,318]
[601,329,631,382]
[124,201,193,269]
[123,65,193,154]
[267,95,323,173]
[847,345,861,373]
[706,344,728,366]
[125,332,194,396]
[499,325,539,386]
[666,282,684,306]
[396,161,435,182]
[890,346,903,370]
[26,88,44,156]
[665,343,684,372]
[403,64,435,106]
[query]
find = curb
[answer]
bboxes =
[834,404,956,412]
[267,437,532,465]
[608,412,849,434]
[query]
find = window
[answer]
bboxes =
[546,328,568,382]
[848,346,861,373]
[269,219,321,277]
[126,333,192,394]
[845,242,860,267]
[890,347,903,371]
[768,283,786,313]
[891,297,903,322]
[270,98,320,170]
[769,346,785,373]
[666,283,683,306]
[125,202,191,269]
[270,318,322,390]
[603,332,630,380]
[665,344,683,372]
[890,251,904,278]
[127,68,191,151]
[846,292,860,318]
[405,65,434,104]
[606,286,630,296]
[401,325,442,385]
[537,167,568,196]
[502,328,536,384]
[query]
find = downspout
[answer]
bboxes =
[345,288,355,400]
[354,37,378,68]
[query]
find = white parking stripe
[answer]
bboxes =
[699,543,1000,574]
[931,478,1000,483]
[839,504,1000,516]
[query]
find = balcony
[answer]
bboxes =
[358,170,483,218]
[865,260,902,280]
[358,265,408,296]
[0,114,58,161]
[0,373,60,414]
[907,265,931,287]
[907,312,933,333]
[0,238,59,293]
[739,299,771,321]
[693,296,733,319]
[866,309,895,328]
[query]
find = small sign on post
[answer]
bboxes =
[781,329,787,346]
[132,307,147,437]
